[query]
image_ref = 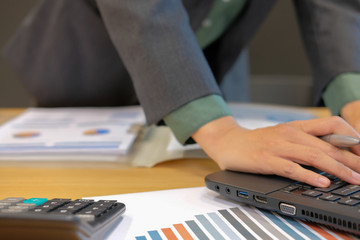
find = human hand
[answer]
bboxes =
[192,115,360,187]
[341,100,360,155]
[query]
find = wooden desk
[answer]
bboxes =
[0,107,330,200]
[0,158,219,199]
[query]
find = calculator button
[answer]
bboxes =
[51,198,72,202]
[16,203,36,207]
[47,199,71,205]
[29,208,47,213]
[74,199,94,203]
[75,207,107,221]
[83,206,108,213]
[0,197,25,204]
[1,208,24,213]
[60,202,91,211]
[51,208,76,215]
[8,205,34,210]
[23,198,48,206]
[92,202,114,208]
[0,202,13,206]
[97,200,117,203]
[76,208,104,217]
[52,202,91,215]
[44,199,71,210]
[36,204,59,212]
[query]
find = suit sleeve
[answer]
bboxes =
[293,0,360,106]
[95,0,222,125]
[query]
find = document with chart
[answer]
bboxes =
[0,107,145,158]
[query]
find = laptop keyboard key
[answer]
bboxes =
[314,180,347,193]
[319,194,341,202]
[332,185,360,196]
[282,185,300,192]
[322,173,338,180]
[302,190,322,197]
[350,193,360,200]
[337,198,360,206]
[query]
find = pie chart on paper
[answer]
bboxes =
[13,131,41,138]
[83,128,110,136]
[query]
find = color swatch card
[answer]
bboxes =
[87,187,356,240]
[0,107,145,156]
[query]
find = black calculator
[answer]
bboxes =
[0,197,125,240]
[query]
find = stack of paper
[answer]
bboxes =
[0,107,145,159]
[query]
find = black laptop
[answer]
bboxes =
[205,169,360,236]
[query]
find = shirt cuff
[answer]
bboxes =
[322,73,360,116]
[163,94,232,145]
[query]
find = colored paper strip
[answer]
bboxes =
[218,209,256,240]
[247,208,290,239]
[161,228,178,240]
[282,216,322,240]
[230,207,272,240]
[173,224,194,240]
[207,212,241,240]
[148,230,163,240]
[261,210,306,239]
[135,236,147,240]
[185,220,209,240]
[304,222,340,240]
[195,214,225,240]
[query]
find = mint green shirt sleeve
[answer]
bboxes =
[196,0,247,49]
[322,73,360,116]
[163,95,232,145]
[163,1,245,145]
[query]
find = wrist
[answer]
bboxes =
[191,116,247,160]
[340,100,360,130]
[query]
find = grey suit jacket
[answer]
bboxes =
[3,0,360,125]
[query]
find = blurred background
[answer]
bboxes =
[0,0,312,108]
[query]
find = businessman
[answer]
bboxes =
[3,0,360,187]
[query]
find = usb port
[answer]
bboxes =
[237,191,249,198]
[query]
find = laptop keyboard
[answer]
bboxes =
[282,173,360,206]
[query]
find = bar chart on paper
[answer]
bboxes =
[134,206,355,240]
[87,187,357,240]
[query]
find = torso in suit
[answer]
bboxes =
[3,0,360,125]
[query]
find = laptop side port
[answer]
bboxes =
[279,203,296,215]
[237,190,249,198]
[253,195,267,204]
